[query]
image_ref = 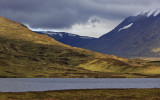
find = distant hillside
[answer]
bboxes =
[35,31,97,48]
[0,16,160,78]
[84,9,160,58]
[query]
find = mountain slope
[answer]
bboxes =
[35,31,97,48]
[0,16,160,78]
[0,17,106,78]
[84,9,160,58]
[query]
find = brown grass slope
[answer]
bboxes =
[1,89,160,100]
[0,16,160,78]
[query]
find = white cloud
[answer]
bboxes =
[60,17,121,37]
[29,16,121,38]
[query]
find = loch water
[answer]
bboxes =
[0,78,160,92]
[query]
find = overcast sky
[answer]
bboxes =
[0,0,160,37]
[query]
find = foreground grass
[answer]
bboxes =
[0,89,160,100]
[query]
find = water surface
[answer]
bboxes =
[0,78,160,92]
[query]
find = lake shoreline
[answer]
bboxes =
[1,88,160,93]
[0,88,160,100]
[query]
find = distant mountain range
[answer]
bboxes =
[35,9,160,58]
[35,31,97,48]
[37,9,159,59]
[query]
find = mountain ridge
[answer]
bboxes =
[84,9,160,58]
[35,31,97,48]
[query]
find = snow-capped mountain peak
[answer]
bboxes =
[35,31,97,48]
[85,8,160,58]
[138,8,160,17]
[41,31,63,37]
[54,32,63,37]
[66,33,78,37]
[153,9,160,16]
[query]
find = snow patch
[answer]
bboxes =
[56,33,63,37]
[80,36,94,39]
[146,9,156,17]
[118,23,133,32]
[44,32,54,35]
[43,32,63,37]
[154,9,160,16]
[138,8,160,17]
[67,33,77,37]
[38,31,95,39]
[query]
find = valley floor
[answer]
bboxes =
[0,88,160,100]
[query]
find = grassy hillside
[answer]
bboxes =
[0,89,160,100]
[0,16,160,78]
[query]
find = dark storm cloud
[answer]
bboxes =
[0,0,160,29]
